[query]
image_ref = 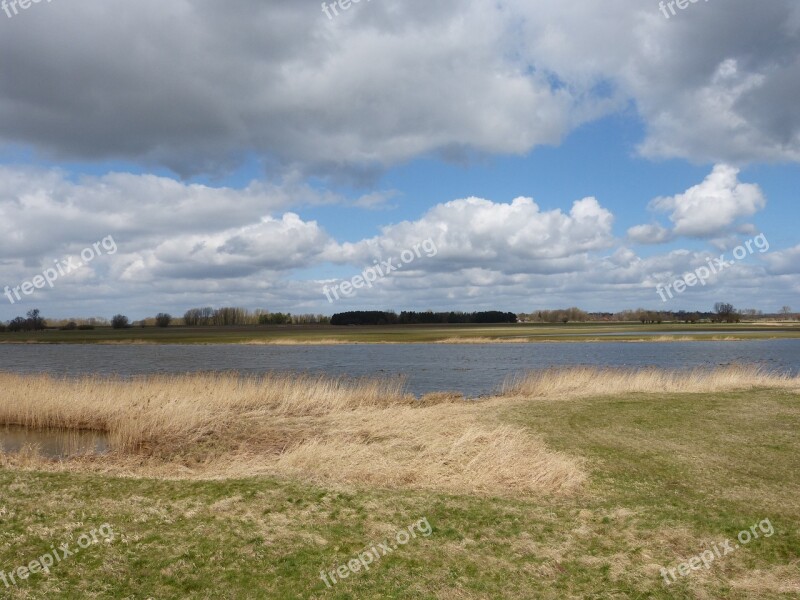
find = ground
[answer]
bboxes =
[1,374,798,599]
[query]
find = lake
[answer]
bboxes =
[1,339,798,397]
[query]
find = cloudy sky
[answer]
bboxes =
[0,0,798,320]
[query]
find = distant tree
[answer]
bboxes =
[60,321,78,331]
[258,312,292,325]
[7,317,27,332]
[155,313,172,328]
[111,314,129,329]
[713,302,739,323]
[26,308,46,330]
[290,313,331,325]
[183,307,214,326]
[781,306,793,319]
[739,308,761,320]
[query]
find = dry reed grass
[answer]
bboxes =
[3,366,795,496]
[241,339,356,345]
[0,372,583,496]
[502,365,800,398]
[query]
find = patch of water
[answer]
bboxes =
[0,425,109,458]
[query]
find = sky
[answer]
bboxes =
[0,0,798,321]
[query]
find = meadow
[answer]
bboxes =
[1,367,798,598]
[1,321,799,345]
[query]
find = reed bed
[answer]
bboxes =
[502,365,800,398]
[3,366,794,496]
[0,371,582,496]
[0,373,411,451]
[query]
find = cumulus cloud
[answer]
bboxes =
[0,0,576,178]
[1,0,798,178]
[118,214,331,282]
[0,164,795,319]
[510,0,800,165]
[763,245,800,275]
[639,164,766,239]
[0,165,362,261]
[332,196,615,273]
[627,224,672,245]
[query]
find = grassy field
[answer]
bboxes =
[1,368,799,598]
[1,321,799,345]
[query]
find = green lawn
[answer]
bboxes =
[2,387,798,598]
[1,322,799,344]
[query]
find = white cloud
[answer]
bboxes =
[118,214,331,282]
[0,165,795,319]
[509,0,800,165]
[332,196,615,273]
[647,164,766,238]
[1,1,799,176]
[763,245,800,275]
[0,166,359,259]
[627,224,672,245]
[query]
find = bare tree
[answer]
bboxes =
[714,302,739,323]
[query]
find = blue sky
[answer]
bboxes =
[0,0,798,320]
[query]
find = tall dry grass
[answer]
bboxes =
[502,365,800,398]
[0,372,582,496]
[3,366,794,496]
[0,373,410,451]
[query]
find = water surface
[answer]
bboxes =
[1,339,798,397]
[0,425,108,458]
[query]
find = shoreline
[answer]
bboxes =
[0,334,795,346]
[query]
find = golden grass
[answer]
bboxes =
[2,366,797,497]
[0,372,583,496]
[434,336,754,344]
[433,337,532,344]
[0,373,411,450]
[241,339,356,345]
[502,365,800,398]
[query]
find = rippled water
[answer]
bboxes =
[1,339,798,397]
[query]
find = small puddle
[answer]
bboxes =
[0,425,109,459]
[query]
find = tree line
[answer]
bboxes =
[2,302,796,332]
[0,309,47,332]
[182,307,330,326]
[330,311,518,326]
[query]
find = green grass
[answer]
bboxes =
[1,322,799,344]
[2,388,798,598]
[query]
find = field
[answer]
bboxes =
[1,322,799,345]
[1,367,799,598]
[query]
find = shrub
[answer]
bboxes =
[111,314,129,329]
